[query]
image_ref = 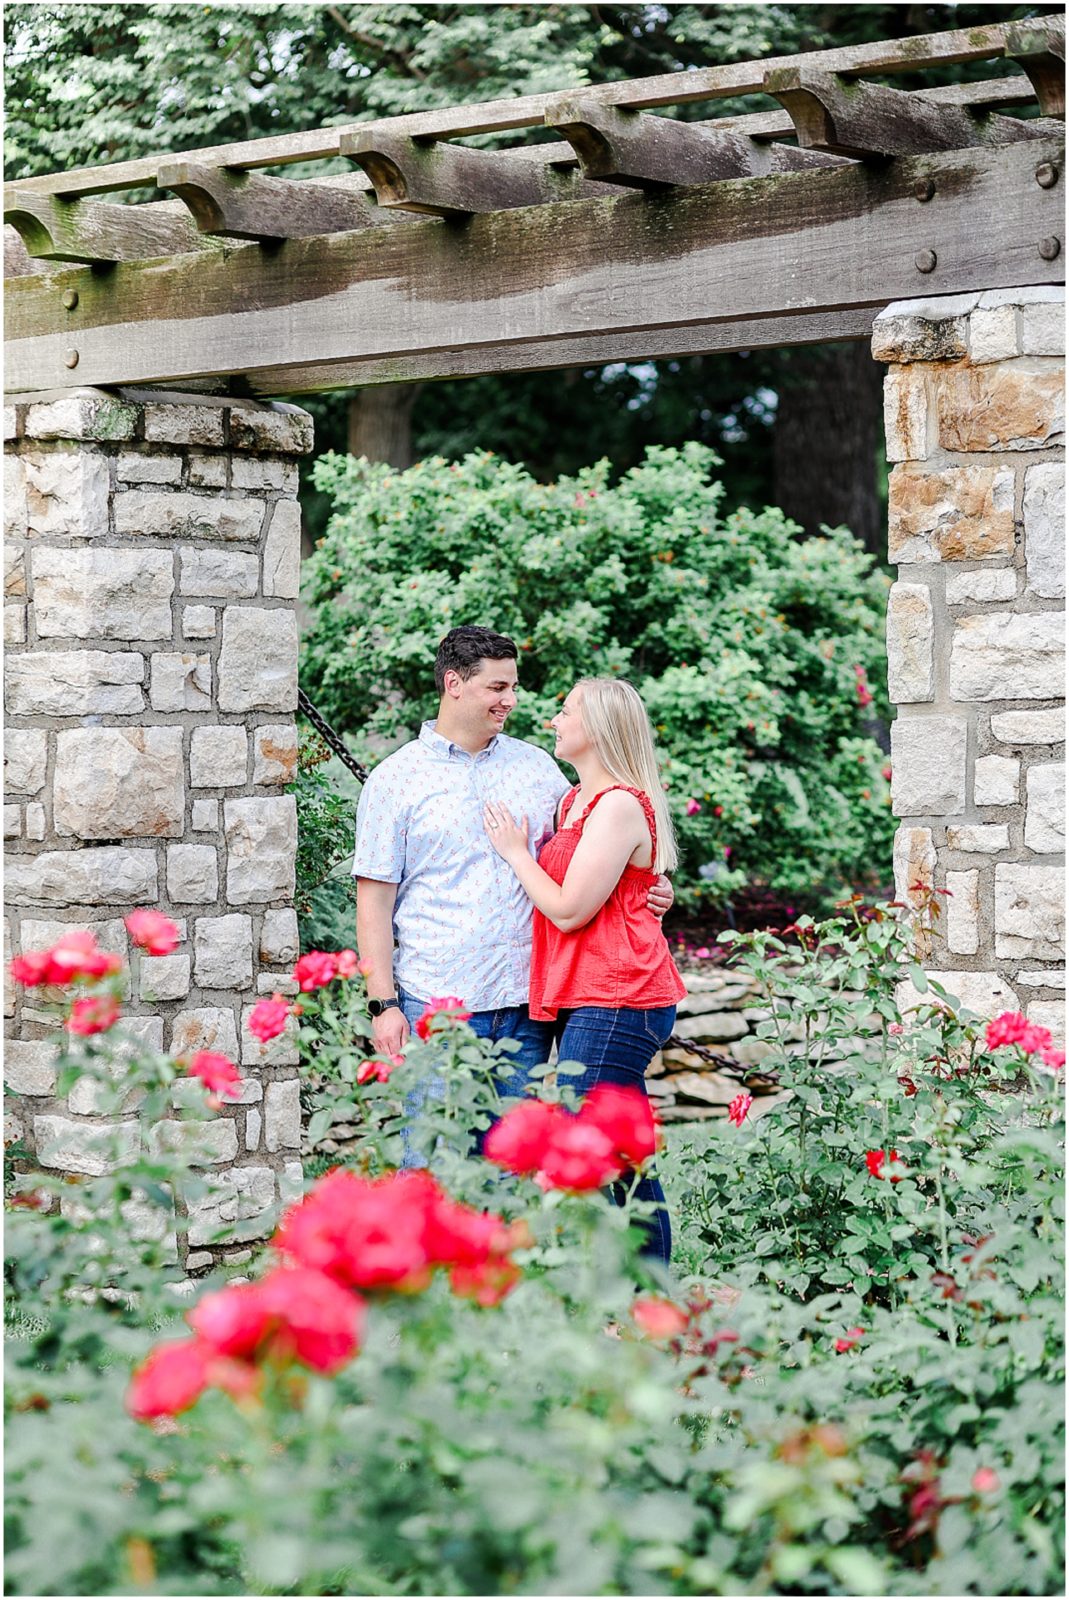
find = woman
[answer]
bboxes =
[483,676,685,1263]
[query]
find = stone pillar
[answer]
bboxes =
[874,288,1065,1041]
[4,387,312,1256]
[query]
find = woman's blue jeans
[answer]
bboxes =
[554,1004,675,1265]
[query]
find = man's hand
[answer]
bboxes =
[371,1006,410,1058]
[647,873,674,919]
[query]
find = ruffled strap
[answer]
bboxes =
[575,785,658,855]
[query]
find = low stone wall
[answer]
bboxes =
[4,388,311,1259]
[875,287,1065,1042]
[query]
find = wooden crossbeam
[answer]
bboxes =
[339,130,610,215]
[1005,18,1066,119]
[543,97,843,188]
[764,68,1061,159]
[4,22,1048,200]
[155,163,380,240]
[3,187,205,264]
[5,138,1061,396]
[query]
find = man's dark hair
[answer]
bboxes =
[434,626,518,694]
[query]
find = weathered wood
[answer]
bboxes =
[155,162,380,240]
[764,67,1057,159]
[543,98,843,188]
[4,23,1037,199]
[5,138,1062,396]
[340,130,612,215]
[1004,18,1066,119]
[3,187,205,264]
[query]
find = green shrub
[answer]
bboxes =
[301,444,894,911]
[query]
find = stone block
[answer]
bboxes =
[224,795,297,904]
[262,501,301,599]
[183,605,217,639]
[185,1164,275,1246]
[1023,462,1065,600]
[178,548,259,598]
[190,725,248,788]
[5,846,158,907]
[246,1108,262,1150]
[114,491,264,543]
[973,754,1018,806]
[280,1161,304,1203]
[890,717,967,816]
[989,709,1065,746]
[5,606,26,645]
[257,974,298,995]
[945,824,1009,853]
[24,448,110,539]
[260,907,299,964]
[887,464,1014,564]
[945,869,980,955]
[4,729,47,794]
[217,606,298,713]
[31,546,175,641]
[241,1003,299,1066]
[5,543,26,597]
[4,804,20,838]
[117,451,183,484]
[194,913,253,988]
[5,650,145,715]
[3,922,11,1019]
[143,403,225,448]
[4,455,27,538]
[228,406,313,455]
[883,367,931,462]
[34,1115,140,1176]
[53,726,184,840]
[67,1016,164,1114]
[139,952,191,1002]
[231,457,288,491]
[166,843,219,904]
[1020,301,1065,357]
[886,582,934,702]
[252,724,298,785]
[4,404,20,442]
[24,804,46,841]
[871,295,974,364]
[1017,968,1066,989]
[1025,763,1065,853]
[188,452,228,488]
[4,1039,58,1095]
[24,391,137,442]
[170,1006,241,1061]
[1027,1000,1065,1050]
[950,613,1064,702]
[192,799,219,831]
[895,968,1018,1024]
[264,1078,302,1151]
[994,863,1064,958]
[20,916,128,977]
[967,305,1018,363]
[149,652,212,712]
[945,569,1016,605]
[936,362,1064,452]
[151,1117,239,1166]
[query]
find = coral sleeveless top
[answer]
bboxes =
[528,785,687,1022]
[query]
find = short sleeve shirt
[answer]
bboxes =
[352,722,570,1010]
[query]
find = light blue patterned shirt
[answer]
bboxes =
[352,722,571,1009]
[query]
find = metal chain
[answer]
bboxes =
[664,1033,781,1092]
[297,689,370,785]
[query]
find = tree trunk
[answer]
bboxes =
[346,382,422,468]
[771,342,885,560]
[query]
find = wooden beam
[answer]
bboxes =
[339,131,610,215]
[4,23,1033,199]
[1004,19,1066,119]
[544,97,844,188]
[763,68,1058,159]
[155,163,380,240]
[3,187,205,264]
[5,138,1062,395]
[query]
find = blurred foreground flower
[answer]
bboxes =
[125,909,180,956]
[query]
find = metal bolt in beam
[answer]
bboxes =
[914,249,938,272]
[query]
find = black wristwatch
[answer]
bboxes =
[367,997,402,1018]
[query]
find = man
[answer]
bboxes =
[353,625,672,1084]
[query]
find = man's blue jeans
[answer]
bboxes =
[397,991,553,1167]
[555,1004,676,1266]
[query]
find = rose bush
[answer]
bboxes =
[4,905,1063,1596]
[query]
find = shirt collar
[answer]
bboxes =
[419,721,499,761]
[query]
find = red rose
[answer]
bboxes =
[275,1169,438,1293]
[126,1338,211,1420]
[1039,1047,1065,1073]
[834,1326,866,1353]
[67,995,121,1036]
[632,1296,688,1340]
[984,1011,1029,1050]
[971,1467,1000,1494]
[248,994,290,1043]
[125,909,180,957]
[865,1148,904,1181]
[11,930,123,988]
[188,1266,365,1375]
[186,1050,241,1102]
[414,996,472,1040]
[579,1083,659,1166]
[334,949,360,978]
[535,1119,622,1191]
[483,1099,563,1175]
[727,1092,753,1128]
[293,951,338,992]
[1018,1021,1053,1056]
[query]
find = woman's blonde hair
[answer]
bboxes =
[573,677,678,874]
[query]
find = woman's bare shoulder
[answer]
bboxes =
[586,788,648,830]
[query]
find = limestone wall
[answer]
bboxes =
[875,288,1065,1040]
[4,388,311,1258]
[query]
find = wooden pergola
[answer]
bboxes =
[4,17,1065,397]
